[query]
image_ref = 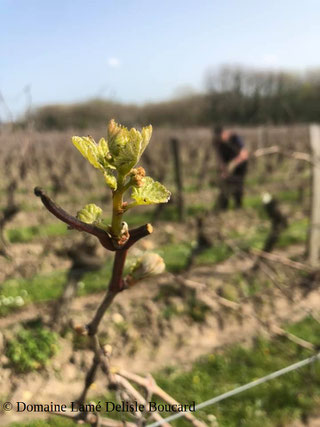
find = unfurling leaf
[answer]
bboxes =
[107,119,152,176]
[140,126,152,155]
[103,170,117,191]
[72,136,114,172]
[72,136,101,169]
[72,120,153,183]
[76,204,102,224]
[131,176,171,205]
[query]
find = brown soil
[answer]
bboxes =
[1,257,320,426]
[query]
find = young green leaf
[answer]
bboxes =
[72,136,115,172]
[76,204,103,224]
[131,176,171,205]
[72,136,101,170]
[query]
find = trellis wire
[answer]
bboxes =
[147,351,320,426]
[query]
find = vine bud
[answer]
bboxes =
[126,252,165,286]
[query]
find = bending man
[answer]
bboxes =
[213,126,249,210]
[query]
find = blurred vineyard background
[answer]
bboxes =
[2,67,320,427]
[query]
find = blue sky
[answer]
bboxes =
[1,0,320,117]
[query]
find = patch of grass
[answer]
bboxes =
[0,272,67,316]
[286,316,320,346]
[229,225,268,251]
[6,322,59,373]
[218,274,272,302]
[278,218,308,247]
[152,317,320,426]
[184,183,210,193]
[187,204,209,217]
[229,217,308,252]
[243,194,263,210]
[151,187,303,224]
[10,319,320,426]
[0,211,309,317]
[194,243,232,265]
[7,222,69,243]
[278,188,303,203]
[0,241,191,314]
[149,203,208,222]
[77,262,113,296]
[125,209,152,227]
[0,262,113,316]
[86,316,320,426]
[243,188,302,212]
[156,242,193,273]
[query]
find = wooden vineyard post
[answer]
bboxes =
[257,126,265,150]
[170,137,185,221]
[252,126,264,172]
[308,124,320,266]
